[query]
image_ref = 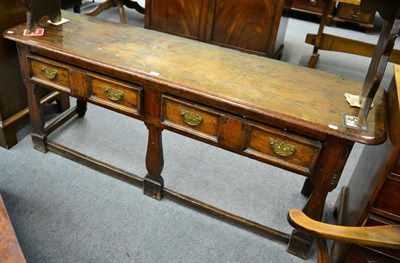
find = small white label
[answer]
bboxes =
[47,18,70,25]
[7,31,14,34]
[328,124,338,130]
[149,71,160,76]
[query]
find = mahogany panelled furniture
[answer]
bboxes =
[0,0,69,149]
[144,0,291,58]
[0,0,27,148]
[4,11,387,259]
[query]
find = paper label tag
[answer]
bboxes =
[344,93,361,108]
[23,28,44,36]
[345,93,374,108]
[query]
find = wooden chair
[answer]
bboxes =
[288,205,400,263]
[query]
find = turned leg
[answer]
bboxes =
[27,83,47,153]
[73,1,82,13]
[143,123,164,200]
[117,0,127,24]
[287,137,353,259]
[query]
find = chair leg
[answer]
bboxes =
[84,0,114,17]
[117,0,127,24]
[73,1,82,13]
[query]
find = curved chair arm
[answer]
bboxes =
[288,209,400,249]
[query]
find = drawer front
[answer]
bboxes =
[336,3,374,23]
[292,0,325,14]
[244,124,322,175]
[30,57,70,92]
[372,176,400,219]
[161,96,222,142]
[88,74,143,116]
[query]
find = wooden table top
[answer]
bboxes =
[3,11,386,145]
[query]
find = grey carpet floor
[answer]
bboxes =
[1,1,397,262]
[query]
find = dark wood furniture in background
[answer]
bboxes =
[306,0,400,69]
[291,0,332,18]
[0,0,28,148]
[333,2,375,30]
[0,0,70,149]
[144,0,291,58]
[0,195,26,263]
[338,65,400,263]
[291,0,374,29]
[4,11,387,259]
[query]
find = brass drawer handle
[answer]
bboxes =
[40,66,57,80]
[269,138,296,157]
[105,88,124,102]
[351,11,360,18]
[309,0,317,6]
[181,110,203,126]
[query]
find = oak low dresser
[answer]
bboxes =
[3,11,387,259]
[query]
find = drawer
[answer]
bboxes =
[372,176,400,219]
[29,57,70,92]
[336,3,374,23]
[87,73,143,116]
[161,96,222,142]
[291,0,325,14]
[244,124,321,175]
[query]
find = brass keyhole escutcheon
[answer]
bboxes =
[40,66,57,80]
[269,138,296,157]
[181,110,203,126]
[105,88,124,102]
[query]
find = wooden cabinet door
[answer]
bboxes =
[206,0,284,56]
[145,0,207,40]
